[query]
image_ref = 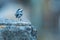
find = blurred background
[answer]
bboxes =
[0,0,60,40]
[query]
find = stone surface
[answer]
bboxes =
[0,25,37,40]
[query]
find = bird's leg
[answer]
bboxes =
[18,18,20,21]
[20,19,22,21]
[20,18,22,21]
[18,18,22,21]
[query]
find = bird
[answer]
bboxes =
[15,9,23,21]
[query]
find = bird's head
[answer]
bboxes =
[17,9,23,13]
